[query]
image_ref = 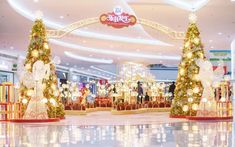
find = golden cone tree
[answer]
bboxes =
[19,19,65,118]
[170,15,205,116]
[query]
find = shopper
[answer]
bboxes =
[145,92,150,102]
[168,81,176,100]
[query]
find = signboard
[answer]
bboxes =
[209,50,231,74]
[100,6,137,28]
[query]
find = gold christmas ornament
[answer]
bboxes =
[194,37,200,45]
[180,69,185,75]
[188,97,193,103]
[27,89,34,96]
[193,74,199,81]
[31,50,39,57]
[193,87,199,93]
[186,52,192,58]
[44,42,49,49]
[182,105,189,112]
[22,98,28,104]
[192,103,198,111]
[25,63,31,70]
[184,41,190,48]
[51,84,56,90]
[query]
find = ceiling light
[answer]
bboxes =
[65,51,113,64]
[165,0,210,11]
[51,39,180,60]
[90,66,117,76]
[218,32,222,35]
[89,55,93,57]
[209,40,213,43]
[33,0,39,2]
[211,46,214,49]
[59,16,64,19]
[10,46,14,50]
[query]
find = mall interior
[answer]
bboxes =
[0,0,235,146]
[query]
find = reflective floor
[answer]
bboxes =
[0,113,234,147]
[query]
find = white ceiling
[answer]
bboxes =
[0,0,235,78]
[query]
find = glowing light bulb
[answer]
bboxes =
[22,98,28,104]
[189,13,197,23]
[27,90,34,96]
[201,98,208,103]
[31,50,39,57]
[193,87,199,93]
[188,97,193,103]
[44,43,49,49]
[180,69,185,75]
[192,103,198,111]
[182,105,189,112]
[186,52,192,58]
[41,98,48,103]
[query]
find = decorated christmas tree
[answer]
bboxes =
[170,14,205,116]
[19,18,65,118]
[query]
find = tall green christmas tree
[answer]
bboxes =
[19,18,65,118]
[170,14,205,116]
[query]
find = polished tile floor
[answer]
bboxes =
[0,112,234,147]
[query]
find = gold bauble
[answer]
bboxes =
[44,43,49,49]
[192,103,198,111]
[51,84,56,90]
[186,52,192,58]
[182,105,189,112]
[180,69,185,75]
[27,89,34,96]
[25,63,31,70]
[184,41,190,48]
[193,74,199,81]
[31,50,39,57]
[193,87,199,93]
[193,37,200,45]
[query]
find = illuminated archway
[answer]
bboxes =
[47,17,184,40]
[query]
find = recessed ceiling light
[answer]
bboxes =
[33,0,39,2]
[10,46,14,50]
[211,46,214,49]
[209,40,213,43]
[82,40,86,43]
[218,32,222,35]
[136,49,140,52]
[89,54,93,57]
[59,16,64,19]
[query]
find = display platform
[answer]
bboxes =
[8,118,60,123]
[169,115,186,119]
[112,108,170,115]
[65,107,170,115]
[186,116,233,121]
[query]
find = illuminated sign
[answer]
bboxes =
[100,6,137,28]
